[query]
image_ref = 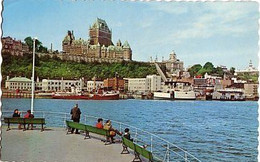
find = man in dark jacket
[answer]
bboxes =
[70,104,81,134]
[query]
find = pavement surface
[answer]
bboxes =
[1,126,135,162]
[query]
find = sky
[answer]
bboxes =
[2,0,259,70]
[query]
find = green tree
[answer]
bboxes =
[214,67,224,76]
[203,62,214,74]
[230,67,235,75]
[188,64,202,77]
[24,36,48,53]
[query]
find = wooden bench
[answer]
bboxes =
[4,117,45,131]
[121,137,153,162]
[66,121,110,143]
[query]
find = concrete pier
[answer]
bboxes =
[1,127,134,162]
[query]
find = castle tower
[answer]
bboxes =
[89,18,112,47]
[117,39,122,46]
[62,30,75,53]
[123,41,132,61]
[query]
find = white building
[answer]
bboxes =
[5,76,42,91]
[235,60,258,75]
[5,76,32,90]
[126,75,161,93]
[41,78,83,92]
[86,81,104,92]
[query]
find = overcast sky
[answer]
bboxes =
[3,0,259,70]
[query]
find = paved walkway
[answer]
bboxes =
[1,126,134,162]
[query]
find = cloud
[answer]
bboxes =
[171,3,258,41]
[148,2,188,15]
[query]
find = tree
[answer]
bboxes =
[230,67,235,75]
[203,62,214,74]
[24,36,48,53]
[214,67,224,76]
[188,64,202,77]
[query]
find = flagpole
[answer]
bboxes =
[31,37,37,114]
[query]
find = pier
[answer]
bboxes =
[1,127,133,162]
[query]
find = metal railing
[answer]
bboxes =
[2,111,201,162]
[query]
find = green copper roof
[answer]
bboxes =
[92,18,109,30]
[123,41,130,48]
[8,77,31,82]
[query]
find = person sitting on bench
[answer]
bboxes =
[103,120,122,143]
[24,110,34,130]
[123,128,133,141]
[96,118,103,129]
[13,109,22,129]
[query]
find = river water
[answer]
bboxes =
[2,98,258,161]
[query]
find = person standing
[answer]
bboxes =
[70,104,81,134]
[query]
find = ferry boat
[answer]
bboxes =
[154,81,196,100]
[154,90,196,100]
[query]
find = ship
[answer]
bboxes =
[153,81,196,100]
[153,62,196,100]
[52,92,119,100]
[154,90,196,100]
[52,85,119,100]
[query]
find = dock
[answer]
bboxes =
[1,127,134,162]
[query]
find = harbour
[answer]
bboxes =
[2,98,258,161]
[2,1,259,162]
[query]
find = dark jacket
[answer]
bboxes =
[13,113,20,117]
[70,107,81,120]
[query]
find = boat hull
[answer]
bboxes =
[153,91,196,100]
[52,94,119,100]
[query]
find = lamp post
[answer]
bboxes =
[31,37,37,114]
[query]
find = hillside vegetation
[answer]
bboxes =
[2,53,157,81]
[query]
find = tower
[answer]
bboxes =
[89,18,112,47]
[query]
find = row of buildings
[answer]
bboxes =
[2,18,132,63]
[4,75,161,94]
[4,71,258,101]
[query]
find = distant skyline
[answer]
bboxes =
[3,0,259,70]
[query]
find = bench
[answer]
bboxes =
[121,137,153,162]
[66,121,110,143]
[4,117,45,131]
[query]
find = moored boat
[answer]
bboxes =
[52,92,119,100]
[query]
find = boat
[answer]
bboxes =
[52,92,119,100]
[153,81,196,100]
[154,90,196,100]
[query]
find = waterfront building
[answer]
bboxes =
[235,60,258,75]
[5,76,42,91]
[126,78,147,93]
[5,76,32,90]
[103,77,125,91]
[41,78,83,92]
[2,36,29,56]
[244,83,258,100]
[126,75,161,93]
[86,81,104,92]
[212,88,245,100]
[62,18,132,63]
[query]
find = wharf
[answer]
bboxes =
[1,127,134,162]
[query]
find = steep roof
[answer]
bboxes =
[92,18,109,30]
[123,41,130,48]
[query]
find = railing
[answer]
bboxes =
[2,111,201,162]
